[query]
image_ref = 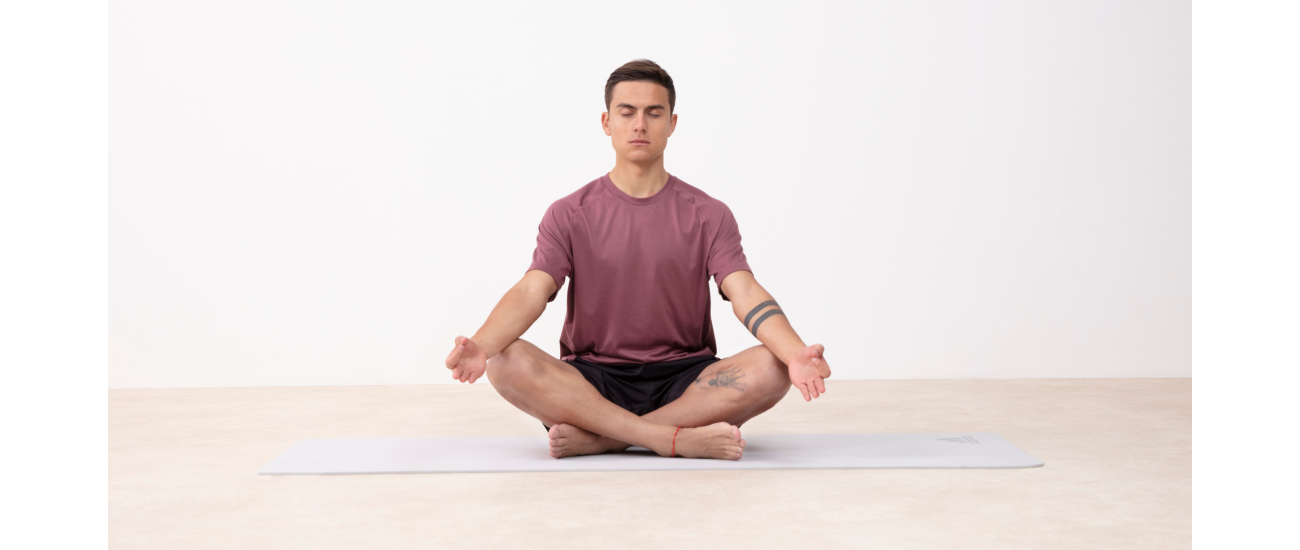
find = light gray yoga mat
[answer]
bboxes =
[259,433,1042,474]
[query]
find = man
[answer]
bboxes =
[443,59,831,460]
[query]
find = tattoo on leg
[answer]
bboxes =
[743,300,779,331]
[749,309,785,337]
[693,366,748,392]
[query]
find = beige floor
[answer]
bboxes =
[109,378,1190,549]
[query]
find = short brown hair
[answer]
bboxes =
[604,59,676,113]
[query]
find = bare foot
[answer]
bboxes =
[671,422,746,460]
[548,423,631,458]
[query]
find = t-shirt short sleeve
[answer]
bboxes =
[706,204,751,301]
[527,202,573,302]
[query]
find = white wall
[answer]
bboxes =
[109,0,1190,388]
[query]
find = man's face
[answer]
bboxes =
[601,81,678,164]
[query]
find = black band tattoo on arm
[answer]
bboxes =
[743,300,779,330]
[749,309,785,337]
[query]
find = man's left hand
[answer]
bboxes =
[787,343,831,401]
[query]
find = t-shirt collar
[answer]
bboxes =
[602,172,676,206]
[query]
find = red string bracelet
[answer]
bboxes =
[671,426,681,457]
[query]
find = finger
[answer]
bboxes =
[816,377,827,394]
[451,367,463,380]
[446,346,462,369]
[815,358,831,377]
[809,382,820,399]
[798,382,811,401]
[469,369,483,384]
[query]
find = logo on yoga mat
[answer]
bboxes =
[936,436,981,444]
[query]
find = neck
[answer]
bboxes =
[608,157,670,198]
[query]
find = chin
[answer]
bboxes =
[623,150,658,161]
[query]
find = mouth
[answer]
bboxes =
[630,140,650,145]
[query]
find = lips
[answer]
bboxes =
[631,140,650,145]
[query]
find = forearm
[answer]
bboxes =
[730,285,807,366]
[471,286,547,359]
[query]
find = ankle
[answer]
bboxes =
[643,425,679,457]
[661,425,689,457]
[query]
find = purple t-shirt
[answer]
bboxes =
[527,173,751,367]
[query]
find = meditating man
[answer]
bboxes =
[444,59,831,460]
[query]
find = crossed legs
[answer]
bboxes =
[486,339,792,460]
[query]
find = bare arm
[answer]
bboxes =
[720,270,805,364]
[471,270,557,359]
[720,270,831,400]
[444,270,557,383]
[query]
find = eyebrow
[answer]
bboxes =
[615,103,667,112]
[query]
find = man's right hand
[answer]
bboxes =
[444,335,488,384]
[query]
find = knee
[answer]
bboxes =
[751,346,793,400]
[486,339,537,388]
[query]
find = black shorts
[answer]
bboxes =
[541,354,722,431]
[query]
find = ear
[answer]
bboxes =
[601,111,612,136]
[668,113,678,137]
